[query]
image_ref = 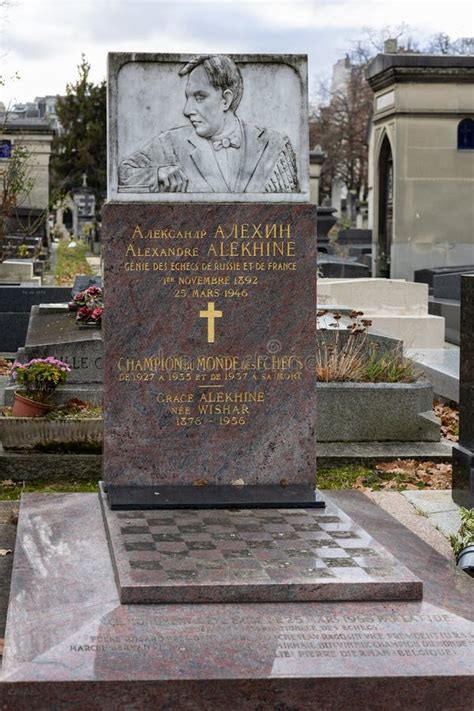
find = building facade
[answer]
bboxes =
[0,115,55,237]
[366,54,474,279]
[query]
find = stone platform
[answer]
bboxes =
[100,487,421,604]
[1,491,473,710]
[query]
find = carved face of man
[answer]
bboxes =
[183,65,233,139]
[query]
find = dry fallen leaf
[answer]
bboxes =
[0,549,12,556]
[353,476,370,492]
[0,358,12,376]
[0,638,4,656]
[346,455,454,492]
[434,401,459,442]
[376,459,417,476]
[231,479,245,486]
[193,479,208,487]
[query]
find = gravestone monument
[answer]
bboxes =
[0,285,71,353]
[2,53,473,708]
[98,53,423,605]
[103,53,318,509]
[72,176,96,238]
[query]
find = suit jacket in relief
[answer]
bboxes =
[118,121,299,194]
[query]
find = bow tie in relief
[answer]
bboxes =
[212,136,241,151]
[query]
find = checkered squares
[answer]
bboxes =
[115,508,397,585]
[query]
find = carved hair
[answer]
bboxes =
[179,55,243,112]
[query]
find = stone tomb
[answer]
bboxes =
[4,52,471,705]
[1,491,472,709]
[98,53,423,605]
[72,274,103,296]
[0,285,71,353]
[317,254,370,279]
[3,304,103,405]
[104,53,314,508]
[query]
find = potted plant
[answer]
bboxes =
[449,508,474,577]
[68,286,103,328]
[10,357,71,417]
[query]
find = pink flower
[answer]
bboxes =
[91,307,103,322]
[77,306,93,321]
[86,286,102,297]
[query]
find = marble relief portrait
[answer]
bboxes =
[119,55,299,195]
[109,53,309,202]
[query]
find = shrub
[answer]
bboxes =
[16,244,30,258]
[316,310,419,383]
[449,508,474,558]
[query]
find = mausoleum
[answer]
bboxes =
[366,53,474,279]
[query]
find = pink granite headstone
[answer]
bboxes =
[102,53,317,507]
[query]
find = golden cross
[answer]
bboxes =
[199,301,222,343]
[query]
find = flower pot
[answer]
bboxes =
[456,545,474,578]
[12,392,52,418]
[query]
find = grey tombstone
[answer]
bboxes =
[429,298,461,345]
[318,255,370,278]
[415,265,474,290]
[452,274,474,507]
[0,259,39,284]
[315,205,337,252]
[429,271,474,346]
[432,272,463,301]
[3,305,103,405]
[72,186,96,237]
[0,286,71,353]
[72,274,103,296]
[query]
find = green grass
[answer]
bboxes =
[0,479,99,501]
[317,464,433,491]
[317,465,373,489]
[0,461,446,501]
[55,239,92,285]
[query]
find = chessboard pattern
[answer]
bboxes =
[100,498,422,603]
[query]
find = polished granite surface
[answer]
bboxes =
[100,487,422,603]
[1,491,472,710]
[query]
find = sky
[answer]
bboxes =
[1,0,473,106]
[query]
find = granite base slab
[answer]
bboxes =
[1,492,473,710]
[106,483,325,510]
[100,486,422,604]
[452,442,474,508]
